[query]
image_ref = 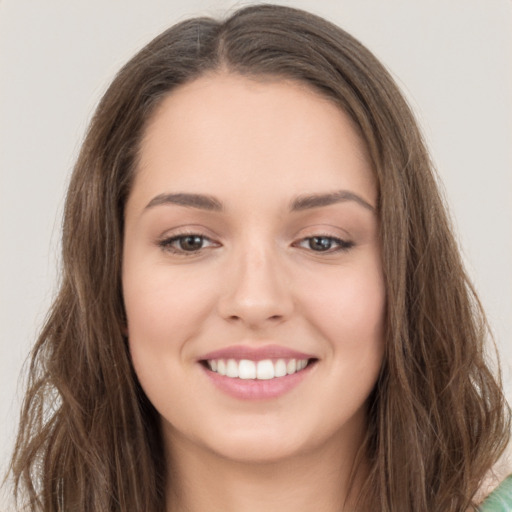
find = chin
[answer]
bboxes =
[196,412,352,465]
[205,431,310,464]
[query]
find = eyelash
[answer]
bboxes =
[157,231,354,257]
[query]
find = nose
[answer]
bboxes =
[217,244,294,329]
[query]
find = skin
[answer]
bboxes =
[122,73,386,512]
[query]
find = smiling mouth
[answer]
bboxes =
[201,358,318,380]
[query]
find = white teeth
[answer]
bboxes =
[256,360,274,380]
[239,359,256,379]
[226,359,239,378]
[217,359,226,376]
[206,358,311,379]
[274,359,287,377]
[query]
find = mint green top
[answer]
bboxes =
[478,475,512,511]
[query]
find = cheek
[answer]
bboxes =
[123,266,221,425]
[122,265,217,379]
[124,264,214,335]
[299,259,386,367]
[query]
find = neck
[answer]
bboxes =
[164,428,367,512]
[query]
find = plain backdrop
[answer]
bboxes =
[1,0,511,504]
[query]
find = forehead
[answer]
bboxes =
[132,72,376,212]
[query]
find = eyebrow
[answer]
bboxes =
[145,192,224,211]
[144,190,376,213]
[289,190,375,213]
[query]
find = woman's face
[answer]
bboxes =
[122,73,385,464]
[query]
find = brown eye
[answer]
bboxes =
[296,235,354,253]
[309,236,334,251]
[178,235,204,251]
[159,233,218,255]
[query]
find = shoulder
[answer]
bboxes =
[477,475,512,511]
[475,445,512,511]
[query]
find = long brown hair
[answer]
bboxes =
[9,4,510,511]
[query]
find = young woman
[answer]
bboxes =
[9,4,511,511]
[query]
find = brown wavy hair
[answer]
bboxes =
[8,4,510,511]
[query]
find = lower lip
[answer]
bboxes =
[201,362,315,400]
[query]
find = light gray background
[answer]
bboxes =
[1,0,511,505]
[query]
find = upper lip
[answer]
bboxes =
[199,344,316,362]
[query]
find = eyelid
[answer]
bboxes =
[294,234,354,253]
[157,230,220,256]
[157,237,354,259]
[156,229,354,256]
